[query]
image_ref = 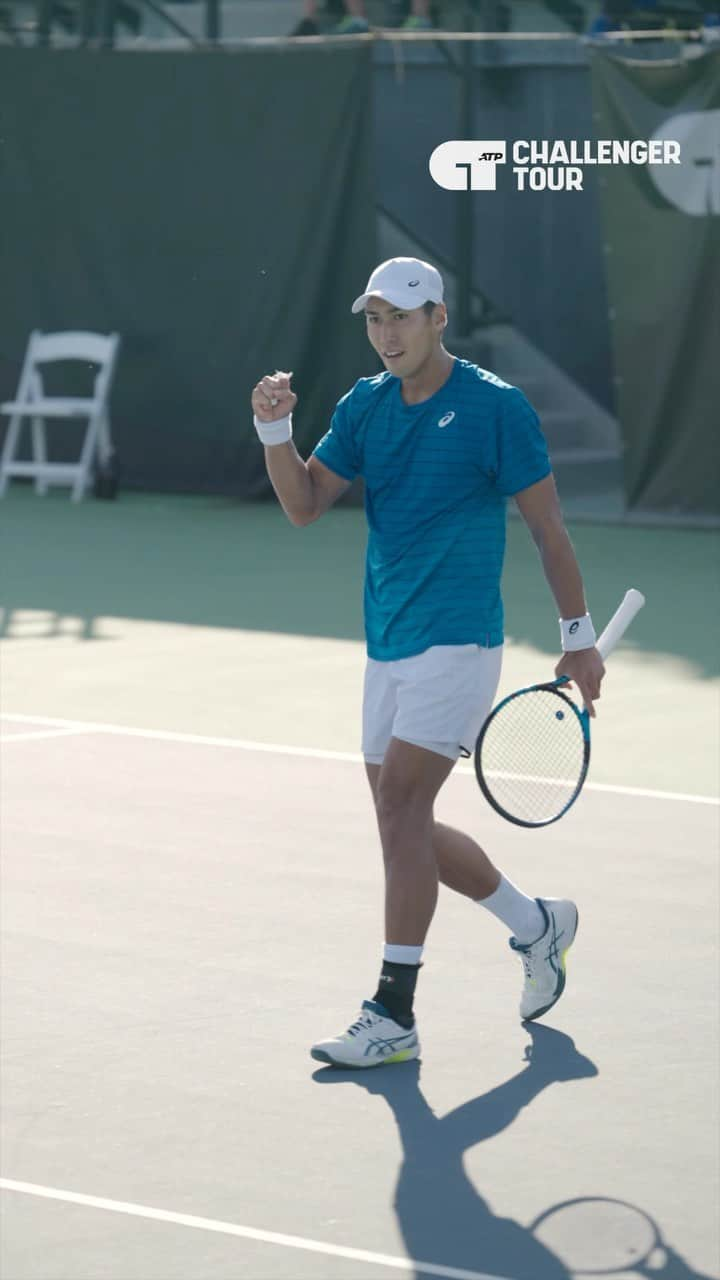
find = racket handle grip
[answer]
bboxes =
[596,588,645,660]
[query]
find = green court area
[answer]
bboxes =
[1,485,718,798]
[2,484,718,1280]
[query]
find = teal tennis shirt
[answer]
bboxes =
[311,358,551,661]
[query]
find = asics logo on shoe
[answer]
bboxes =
[438,411,456,428]
[545,916,565,973]
[367,1032,416,1058]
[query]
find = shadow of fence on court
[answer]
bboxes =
[1,488,718,681]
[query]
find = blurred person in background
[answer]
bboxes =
[588,0,712,35]
[290,0,435,35]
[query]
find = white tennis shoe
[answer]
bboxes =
[510,897,579,1021]
[311,1000,420,1068]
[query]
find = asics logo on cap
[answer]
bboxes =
[350,257,444,314]
[438,411,456,428]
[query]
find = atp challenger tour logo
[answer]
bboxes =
[430,138,682,193]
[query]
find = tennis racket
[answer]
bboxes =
[529,1197,667,1275]
[474,588,645,828]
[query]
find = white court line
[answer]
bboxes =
[0,1179,509,1280]
[1,712,718,807]
[0,728,91,744]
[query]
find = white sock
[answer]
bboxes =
[475,875,545,943]
[384,943,424,965]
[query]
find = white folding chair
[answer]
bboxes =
[0,330,120,502]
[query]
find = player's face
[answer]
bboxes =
[364,297,442,379]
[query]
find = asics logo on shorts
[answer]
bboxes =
[437,411,456,428]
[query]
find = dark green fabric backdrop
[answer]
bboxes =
[591,49,720,517]
[0,44,376,495]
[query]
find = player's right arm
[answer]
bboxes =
[252,372,352,526]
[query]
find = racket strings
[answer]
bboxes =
[479,689,587,824]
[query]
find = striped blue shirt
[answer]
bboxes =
[311,358,551,661]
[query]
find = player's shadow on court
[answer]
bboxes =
[314,1023,596,1280]
[314,1025,716,1280]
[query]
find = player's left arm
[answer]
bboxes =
[514,473,605,716]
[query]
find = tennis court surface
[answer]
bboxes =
[1,489,718,1280]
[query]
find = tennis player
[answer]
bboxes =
[251,257,605,1068]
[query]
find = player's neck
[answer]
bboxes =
[400,348,454,405]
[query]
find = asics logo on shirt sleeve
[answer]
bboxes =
[437,411,456,428]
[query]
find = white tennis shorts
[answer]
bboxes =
[362,643,503,765]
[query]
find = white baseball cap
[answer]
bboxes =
[351,257,444,314]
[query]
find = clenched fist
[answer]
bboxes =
[251,371,297,423]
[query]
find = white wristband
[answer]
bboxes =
[254,412,292,446]
[560,613,596,652]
